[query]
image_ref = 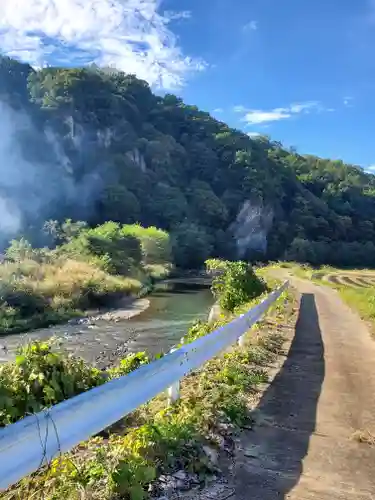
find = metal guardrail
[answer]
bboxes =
[0,281,288,491]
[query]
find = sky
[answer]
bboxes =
[0,0,374,172]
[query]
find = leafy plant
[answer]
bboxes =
[0,341,105,426]
[110,456,156,500]
[206,259,267,312]
[108,352,150,378]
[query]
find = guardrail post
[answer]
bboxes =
[237,314,246,347]
[167,379,180,404]
[238,333,246,347]
[167,347,181,404]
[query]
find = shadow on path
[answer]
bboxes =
[234,293,325,499]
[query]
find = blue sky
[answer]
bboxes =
[0,0,374,171]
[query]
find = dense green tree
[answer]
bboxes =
[98,186,140,224]
[171,223,213,269]
[121,224,171,265]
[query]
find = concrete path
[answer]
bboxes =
[232,277,375,499]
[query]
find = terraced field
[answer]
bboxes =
[322,272,375,288]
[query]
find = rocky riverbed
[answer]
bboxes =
[0,284,213,368]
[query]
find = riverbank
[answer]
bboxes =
[0,222,172,335]
[1,269,295,500]
[64,295,151,326]
[0,284,213,368]
[0,258,149,334]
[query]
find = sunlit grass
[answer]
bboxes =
[278,262,375,335]
[0,259,142,333]
[339,287,375,331]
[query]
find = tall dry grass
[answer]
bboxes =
[0,258,142,333]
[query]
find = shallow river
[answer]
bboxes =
[0,283,213,367]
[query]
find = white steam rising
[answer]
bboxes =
[0,101,39,241]
[0,100,103,246]
[0,197,21,235]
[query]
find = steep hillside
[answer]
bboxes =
[1,55,375,267]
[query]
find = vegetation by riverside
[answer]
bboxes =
[0,262,293,500]
[0,221,171,333]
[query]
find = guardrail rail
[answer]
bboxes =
[0,281,288,491]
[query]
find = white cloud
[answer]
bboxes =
[243,20,258,32]
[0,0,205,89]
[247,132,261,138]
[233,105,247,113]
[213,108,223,113]
[243,108,291,124]
[164,10,191,21]
[366,165,375,172]
[343,96,354,107]
[289,101,319,113]
[239,101,327,125]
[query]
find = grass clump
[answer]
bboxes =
[337,286,375,336]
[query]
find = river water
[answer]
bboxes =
[0,283,213,367]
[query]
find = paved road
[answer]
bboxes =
[232,276,375,499]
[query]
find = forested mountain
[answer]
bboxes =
[1,55,375,268]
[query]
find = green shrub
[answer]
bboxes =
[58,222,172,281]
[61,221,143,275]
[0,341,105,426]
[6,238,35,262]
[206,259,267,312]
[0,282,49,317]
[121,224,171,265]
[171,223,213,270]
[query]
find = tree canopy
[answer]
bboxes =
[1,55,375,268]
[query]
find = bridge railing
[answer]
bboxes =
[0,281,288,491]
